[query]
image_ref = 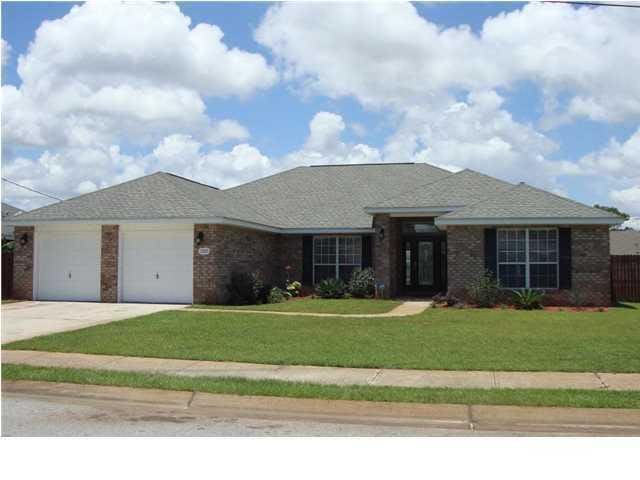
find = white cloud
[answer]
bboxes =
[1,38,11,66]
[283,112,381,168]
[579,128,640,180]
[145,134,275,189]
[256,2,640,124]
[619,217,640,231]
[575,128,640,216]
[611,187,640,217]
[2,1,276,149]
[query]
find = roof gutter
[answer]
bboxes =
[5,216,375,235]
[435,217,624,226]
[364,206,459,215]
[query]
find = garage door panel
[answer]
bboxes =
[36,228,101,302]
[121,227,193,304]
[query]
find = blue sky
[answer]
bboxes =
[1,1,639,219]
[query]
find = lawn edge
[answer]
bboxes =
[3,364,640,410]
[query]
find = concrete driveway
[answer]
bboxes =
[1,301,187,344]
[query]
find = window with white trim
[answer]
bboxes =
[497,228,558,289]
[313,236,362,283]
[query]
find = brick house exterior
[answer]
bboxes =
[7,167,621,305]
[12,226,34,300]
[446,225,611,306]
[100,225,119,302]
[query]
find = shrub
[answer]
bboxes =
[226,271,269,305]
[348,268,375,298]
[433,293,459,307]
[466,270,500,308]
[315,278,347,299]
[512,289,544,310]
[267,287,288,304]
[286,280,302,297]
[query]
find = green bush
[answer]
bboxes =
[467,270,500,308]
[267,287,288,304]
[315,278,347,299]
[348,268,375,298]
[226,271,269,305]
[512,289,544,310]
[286,280,302,297]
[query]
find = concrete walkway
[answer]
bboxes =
[1,301,188,344]
[4,350,640,391]
[187,301,432,318]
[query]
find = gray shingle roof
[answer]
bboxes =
[9,172,277,226]
[437,183,623,224]
[2,203,24,219]
[224,163,452,229]
[368,169,514,210]
[7,164,623,229]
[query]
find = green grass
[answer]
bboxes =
[1,299,23,304]
[4,364,640,409]
[192,298,401,314]
[6,303,640,373]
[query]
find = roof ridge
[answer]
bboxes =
[369,169,460,207]
[439,182,522,218]
[161,171,219,190]
[516,182,625,218]
[309,162,415,167]
[11,171,171,220]
[164,172,282,226]
[224,166,305,192]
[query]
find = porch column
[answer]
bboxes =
[373,214,398,298]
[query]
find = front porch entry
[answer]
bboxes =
[399,220,447,296]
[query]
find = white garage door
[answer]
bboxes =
[36,226,101,301]
[121,225,193,304]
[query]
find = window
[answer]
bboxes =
[313,236,362,283]
[497,228,558,289]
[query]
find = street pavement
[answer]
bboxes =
[3,381,639,436]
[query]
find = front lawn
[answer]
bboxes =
[192,298,401,315]
[5,364,640,409]
[6,303,640,373]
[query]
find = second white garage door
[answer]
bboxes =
[120,225,193,304]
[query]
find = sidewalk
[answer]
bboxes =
[4,350,640,391]
[187,301,432,318]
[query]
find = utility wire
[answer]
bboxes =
[2,177,63,201]
[541,1,640,8]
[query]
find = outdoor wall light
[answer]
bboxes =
[377,226,385,241]
[195,231,204,245]
[19,233,29,246]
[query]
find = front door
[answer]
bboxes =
[402,237,445,295]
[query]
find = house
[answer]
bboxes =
[7,163,622,305]
[2,202,24,240]
[610,230,640,255]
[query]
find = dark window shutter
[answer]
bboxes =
[302,236,313,285]
[484,228,497,278]
[559,228,571,289]
[361,235,373,269]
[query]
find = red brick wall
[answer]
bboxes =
[446,226,485,300]
[193,224,281,304]
[12,226,34,300]
[277,235,303,286]
[100,225,119,302]
[373,214,399,297]
[446,225,612,306]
